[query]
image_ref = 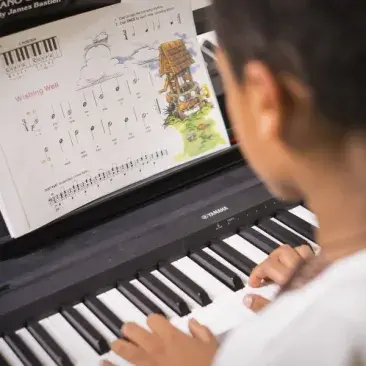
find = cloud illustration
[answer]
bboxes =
[77,43,126,89]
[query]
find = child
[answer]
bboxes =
[103,0,366,364]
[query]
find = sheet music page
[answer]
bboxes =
[0,0,230,237]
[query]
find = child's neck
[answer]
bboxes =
[308,178,366,263]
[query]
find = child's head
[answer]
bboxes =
[213,0,366,203]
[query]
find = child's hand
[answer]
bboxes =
[102,314,218,366]
[243,244,314,312]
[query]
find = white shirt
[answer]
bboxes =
[214,250,366,366]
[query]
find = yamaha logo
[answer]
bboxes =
[201,206,229,220]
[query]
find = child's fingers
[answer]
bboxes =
[189,319,218,346]
[249,259,291,287]
[243,294,270,312]
[295,244,314,259]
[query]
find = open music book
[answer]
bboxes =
[0,0,230,237]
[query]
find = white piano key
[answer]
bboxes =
[40,313,99,365]
[223,234,268,264]
[173,257,231,301]
[74,303,116,343]
[151,270,202,311]
[16,328,57,366]
[0,338,23,366]
[202,247,248,282]
[131,279,177,319]
[290,205,319,227]
[98,288,147,329]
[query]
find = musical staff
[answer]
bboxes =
[48,148,169,205]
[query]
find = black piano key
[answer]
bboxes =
[84,297,123,337]
[43,40,49,53]
[47,38,53,51]
[4,333,42,366]
[24,46,30,60]
[275,210,315,242]
[2,53,9,66]
[258,219,306,248]
[19,47,25,61]
[15,49,21,62]
[0,353,10,365]
[8,52,13,65]
[210,239,256,276]
[203,40,216,54]
[61,306,109,355]
[27,323,73,366]
[138,274,190,317]
[31,44,37,57]
[52,37,58,50]
[159,263,212,306]
[190,250,244,291]
[36,42,41,56]
[239,227,279,254]
[117,282,166,317]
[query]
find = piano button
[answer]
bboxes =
[223,234,268,263]
[290,205,319,228]
[273,211,315,242]
[61,306,109,355]
[258,219,306,247]
[0,352,10,366]
[27,322,73,366]
[0,338,23,366]
[84,296,123,338]
[40,313,99,364]
[151,270,201,311]
[4,333,42,366]
[74,303,116,343]
[210,239,256,277]
[159,263,211,306]
[239,227,278,255]
[138,274,190,317]
[16,328,57,366]
[190,250,244,291]
[98,289,147,329]
[173,257,231,300]
[117,281,166,317]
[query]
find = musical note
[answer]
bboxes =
[108,121,112,135]
[90,126,95,140]
[99,85,104,99]
[177,13,181,24]
[44,147,49,161]
[59,138,64,152]
[74,130,79,144]
[170,18,174,25]
[82,93,87,107]
[133,70,139,84]
[51,106,56,119]
[67,102,72,116]
[132,25,136,36]
[115,78,120,92]
[157,17,161,29]
[142,112,148,127]
[123,29,128,40]
[145,21,149,33]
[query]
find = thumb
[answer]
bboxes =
[243,294,271,312]
[189,319,218,345]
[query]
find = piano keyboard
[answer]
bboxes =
[0,205,318,366]
[1,37,62,71]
